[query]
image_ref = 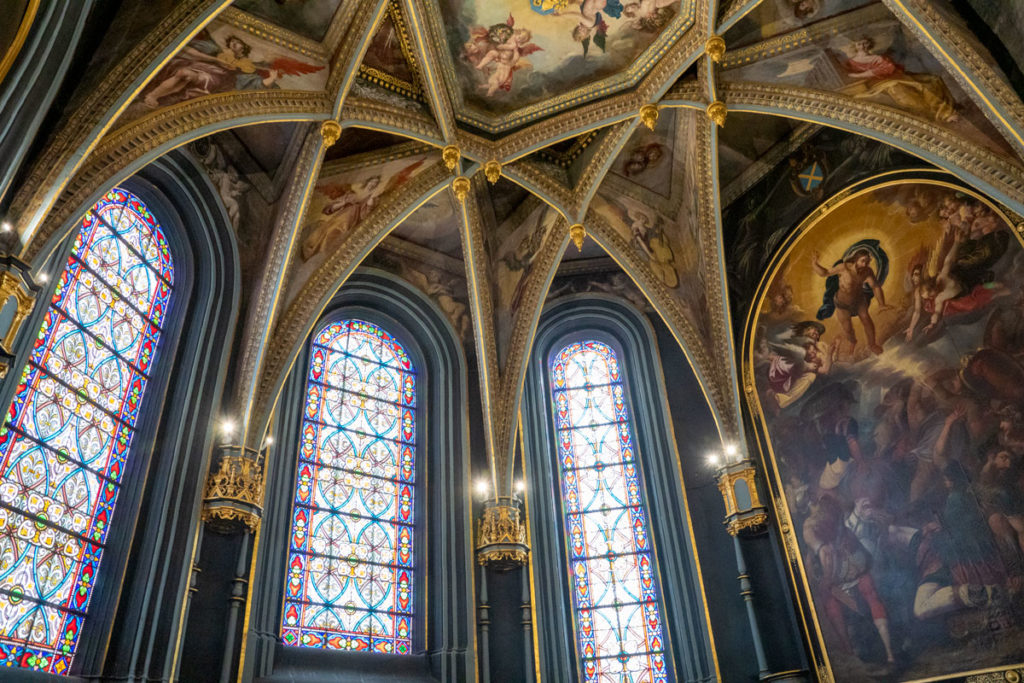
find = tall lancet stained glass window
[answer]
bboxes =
[283,320,415,655]
[551,340,669,683]
[0,188,174,674]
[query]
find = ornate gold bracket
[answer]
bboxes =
[706,100,727,127]
[639,103,659,131]
[319,119,341,147]
[569,223,586,252]
[0,256,40,378]
[476,497,529,570]
[483,160,502,184]
[451,176,471,203]
[714,456,768,536]
[965,667,1024,682]
[201,445,265,534]
[705,35,726,63]
[442,144,461,172]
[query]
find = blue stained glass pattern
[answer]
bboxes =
[0,188,173,674]
[550,341,669,683]
[282,320,416,655]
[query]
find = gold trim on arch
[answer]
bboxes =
[0,0,39,89]
[741,169,1024,683]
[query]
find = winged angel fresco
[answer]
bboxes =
[463,15,543,96]
[301,158,427,261]
[140,29,324,109]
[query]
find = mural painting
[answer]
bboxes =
[722,12,1015,156]
[725,0,871,48]
[748,179,1024,681]
[234,0,344,41]
[440,0,684,114]
[300,153,431,262]
[122,20,327,123]
[491,203,561,358]
[366,247,472,343]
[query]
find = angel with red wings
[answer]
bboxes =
[301,158,427,261]
[463,15,542,97]
[141,30,324,108]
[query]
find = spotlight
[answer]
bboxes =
[37,272,49,283]
[515,480,525,493]
[0,222,10,233]
[706,452,721,468]
[220,419,236,437]
[264,435,274,446]
[474,479,489,496]
[724,444,739,459]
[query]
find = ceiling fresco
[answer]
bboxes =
[722,5,1015,156]
[233,0,344,41]
[724,0,872,48]
[431,0,695,130]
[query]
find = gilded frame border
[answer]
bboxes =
[741,168,1024,683]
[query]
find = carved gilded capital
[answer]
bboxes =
[713,457,768,536]
[706,100,727,127]
[0,256,40,379]
[319,119,342,147]
[476,497,529,569]
[202,446,265,534]
[705,35,726,63]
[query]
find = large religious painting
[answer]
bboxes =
[437,0,688,119]
[746,175,1024,681]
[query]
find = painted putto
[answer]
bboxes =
[749,179,1024,681]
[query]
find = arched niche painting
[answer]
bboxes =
[746,176,1024,681]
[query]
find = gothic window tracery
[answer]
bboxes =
[0,188,174,674]
[549,339,669,683]
[282,319,416,655]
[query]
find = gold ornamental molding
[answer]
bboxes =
[0,0,38,89]
[696,115,742,438]
[964,667,1024,683]
[476,498,529,569]
[456,177,501,484]
[398,0,458,142]
[325,0,388,116]
[9,0,234,245]
[719,81,1024,215]
[491,214,569,491]
[881,0,1024,157]
[231,124,328,444]
[584,209,733,440]
[246,161,451,447]
[340,97,444,146]
[451,176,471,203]
[201,447,265,534]
[22,90,330,263]
[639,104,660,131]
[713,458,769,536]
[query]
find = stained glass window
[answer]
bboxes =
[0,188,174,674]
[550,340,669,683]
[282,319,415,655]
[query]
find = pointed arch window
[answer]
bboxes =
[0,188,174,674]
[282,319,416,655]
[550,339,669,683]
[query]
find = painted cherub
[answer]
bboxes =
[555,0,623,56]
[622,0,678,32]
[465,16,542,95]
